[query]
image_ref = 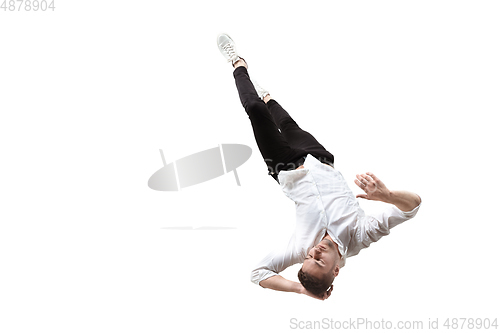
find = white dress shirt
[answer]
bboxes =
[250,154,420,286]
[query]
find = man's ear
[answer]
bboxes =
[333,265,340,277]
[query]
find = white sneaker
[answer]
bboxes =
[217,33,244,66]
[254,82,270,100]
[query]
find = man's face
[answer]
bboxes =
[302,238,340,282]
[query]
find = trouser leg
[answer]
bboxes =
[266,99,334,165]
[233,67,307,182]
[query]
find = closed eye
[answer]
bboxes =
[307,255,323,263]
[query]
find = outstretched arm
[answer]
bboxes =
[355,172,421,212]
[260,275,333,300]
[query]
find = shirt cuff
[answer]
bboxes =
[400,202,421,218]
[251,269,278,287]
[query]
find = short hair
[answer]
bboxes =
[298,267,332,297]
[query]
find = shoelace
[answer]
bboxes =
[222,43,238,63]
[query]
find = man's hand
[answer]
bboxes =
[299,284,333,301]
[355,172,421,212]
[355,172,390,202]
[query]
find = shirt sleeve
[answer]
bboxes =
[250,235,303,286]
[346,203,421,258]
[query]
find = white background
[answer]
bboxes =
[1,0,499,332]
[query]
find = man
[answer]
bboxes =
[217,33,421,300]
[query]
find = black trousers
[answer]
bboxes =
[233,66,334,183]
